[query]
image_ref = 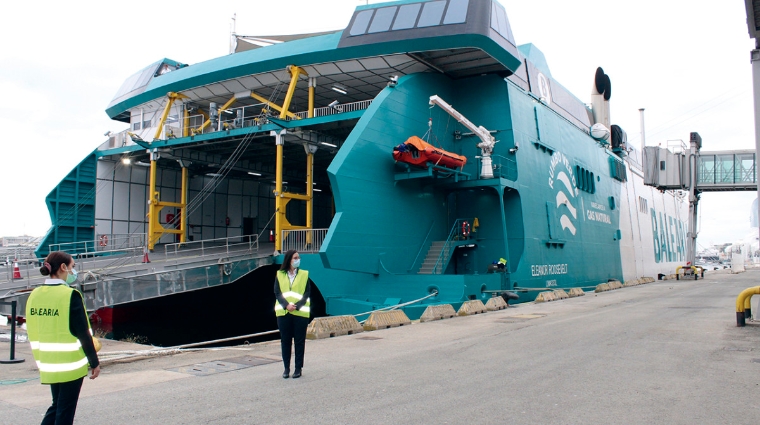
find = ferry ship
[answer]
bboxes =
[25,0,688,331]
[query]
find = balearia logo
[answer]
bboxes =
[548,152,578,236]
[650,208,687,263]
[537,72,552,105]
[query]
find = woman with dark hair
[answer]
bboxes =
[274,249,311,379]
[26,251,100,425]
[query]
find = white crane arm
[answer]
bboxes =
[428,95,496,155]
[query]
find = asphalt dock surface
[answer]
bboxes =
[2,268,759,424]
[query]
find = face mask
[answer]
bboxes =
[65,268,78,284]
[292,259,301,268]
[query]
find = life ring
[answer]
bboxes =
[99,235,108,247]
[461,221,470,238]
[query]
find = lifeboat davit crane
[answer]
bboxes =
[428,95,497,179]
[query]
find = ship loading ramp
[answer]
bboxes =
[0,234,274,316]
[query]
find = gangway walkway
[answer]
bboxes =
[697,149,757,191]
[0,234,274,317]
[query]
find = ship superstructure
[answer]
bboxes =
[27,0,690,320]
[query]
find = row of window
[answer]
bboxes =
[131,115,179,131]
[132,120,152,131]
[638,196,648,214]
[575,165,596,194]
[349,0,469,36]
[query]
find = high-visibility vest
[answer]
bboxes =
[274,269,310,318]
[26,285,91,384]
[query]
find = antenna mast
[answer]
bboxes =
[229,13,237,54]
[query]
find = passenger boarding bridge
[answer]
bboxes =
[643,134,758,275]
[696,150,757,191]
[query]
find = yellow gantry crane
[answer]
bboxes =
[144,65,318,251]
[271,65,316,252]
[271,130,316,253]
[146,92,190,250]
[147,155,188,250]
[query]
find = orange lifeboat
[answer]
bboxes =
[392,136,466,169]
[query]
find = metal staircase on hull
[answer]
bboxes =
[418,241,451,274]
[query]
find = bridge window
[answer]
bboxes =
[443,0,469,24]
[392,3,422,29]
[490,1,514,41]
[368,6,397,33]
[417,1,446,27]
[350,10,374,35]
[351,1,470,36]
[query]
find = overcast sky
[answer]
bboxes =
[0,0,755,250]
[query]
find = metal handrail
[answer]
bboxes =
[0,257,42,287]
[1,234,264,287]
[74,247,144,273]
[50,234,146,256]
[432,219,469,274]
[409,221,436,272]
[281,229,328,253]
[489,154,518,180]
[150,99,375,140]
[292,99,373,120]
[164,234,259,265]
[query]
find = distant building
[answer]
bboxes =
[2,236,34,247]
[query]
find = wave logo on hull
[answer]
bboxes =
[548,152,578,236]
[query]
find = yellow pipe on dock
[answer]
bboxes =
[735,286,760,326]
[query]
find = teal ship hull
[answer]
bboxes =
[34,0,688,322]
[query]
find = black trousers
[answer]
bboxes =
[41,377,84,425]
[277,314,309,370]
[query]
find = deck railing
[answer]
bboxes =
[164,234,259,265]
[294,99,373,119]
[106,98,375,148]
[281,229,328,253]
[49,234,146,257]
[0,234,262,289]
[488,154,518,180]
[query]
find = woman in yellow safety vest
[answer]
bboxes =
[274,249,311,379]
[26,251,100,425]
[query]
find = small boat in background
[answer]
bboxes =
[393,136,467,169]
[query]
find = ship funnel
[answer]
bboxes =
[591,67,611,129]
